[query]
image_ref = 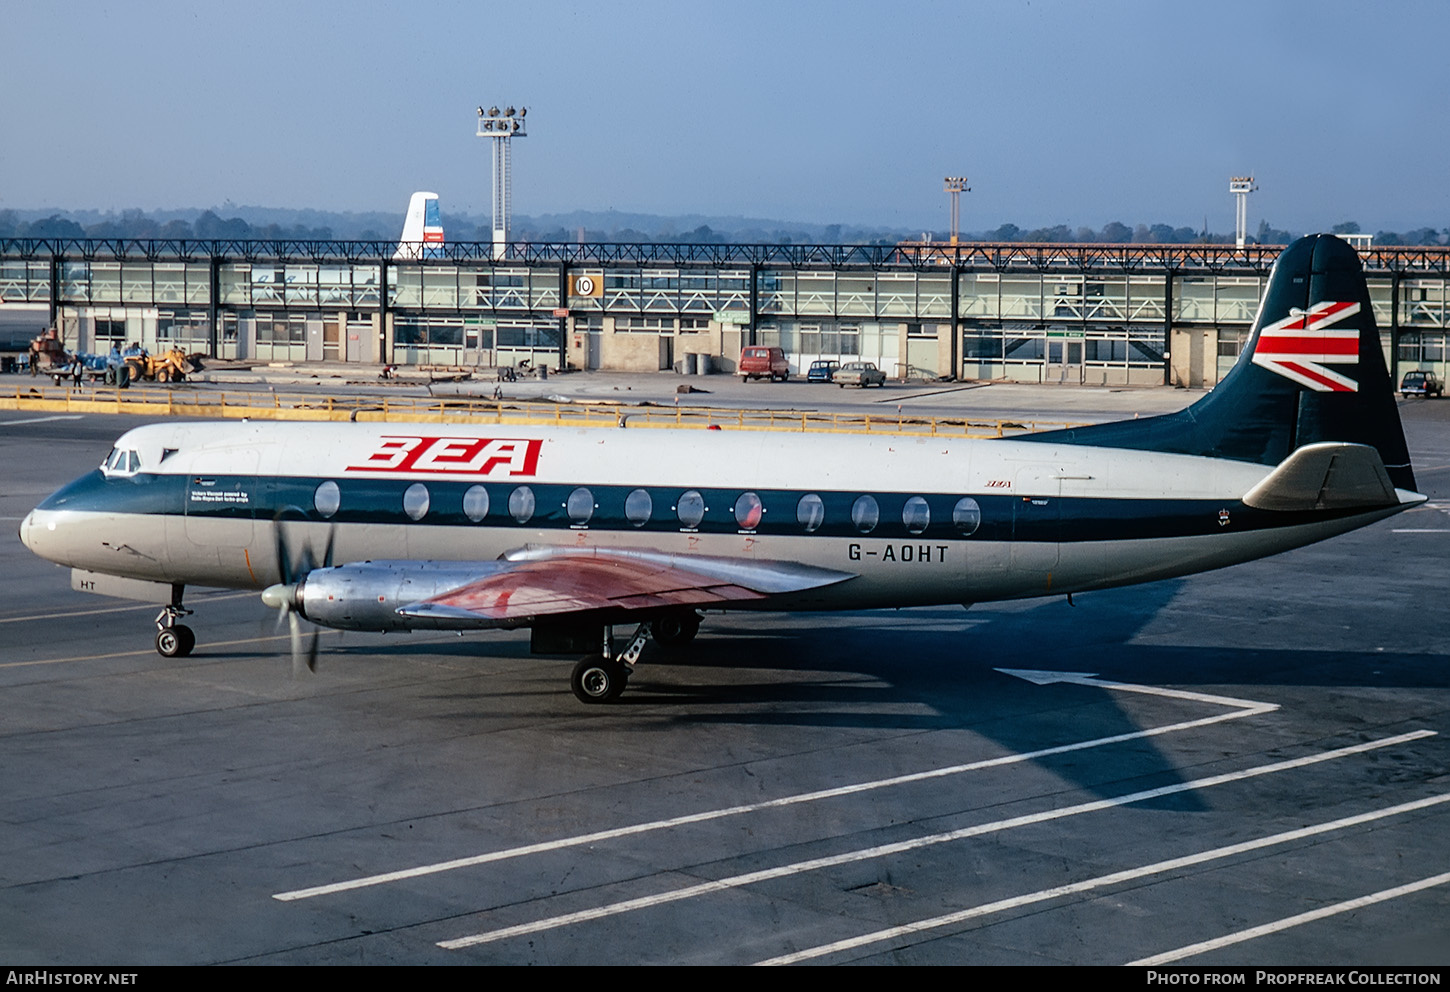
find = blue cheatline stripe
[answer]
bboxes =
[35,470,1369,543]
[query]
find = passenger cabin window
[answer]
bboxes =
[953,497,982,535]
[676,490,705,529]
[567,487,594,526]
[851,495,879,534]
[463,485,490,523]
[509,486,535,524]
[734,492,763,531]
[403,483,430,521]
[314,481,341,518]
[902,496,930,535]
[625,488,652,526]
[797,494,825,532]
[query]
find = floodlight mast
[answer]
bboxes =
[1229,176,1257,249]
[477,105,528,260]
[944,177,970,244]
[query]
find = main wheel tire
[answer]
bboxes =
[571,655,627,703]
[156,624,196,658]
[652,612,701,647]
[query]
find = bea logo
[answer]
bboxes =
[346,435,543,476]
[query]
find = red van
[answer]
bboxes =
[737,346,790,382]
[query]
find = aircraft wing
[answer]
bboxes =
[395,547,857,622]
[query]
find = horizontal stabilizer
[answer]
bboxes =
[1241,442,1400,511]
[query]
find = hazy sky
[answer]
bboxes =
[3,0,1447,234]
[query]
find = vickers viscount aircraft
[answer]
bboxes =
[19,235,1424,702]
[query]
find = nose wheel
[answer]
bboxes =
[156,624,196,658]
[154,586,195,658]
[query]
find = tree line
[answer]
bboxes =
[1,208,1445,247]
[0,209,339,242]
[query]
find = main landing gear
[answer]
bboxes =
[569,611,701,704]
[154,584,195,658]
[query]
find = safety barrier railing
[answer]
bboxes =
[0,383,1082,438]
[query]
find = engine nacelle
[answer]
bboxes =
[296,560,513,631]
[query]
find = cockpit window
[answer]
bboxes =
[101,447,141,477]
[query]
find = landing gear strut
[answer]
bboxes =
[571,621,651,704]
[154,584,195,658]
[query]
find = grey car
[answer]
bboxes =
[833,361,886,388]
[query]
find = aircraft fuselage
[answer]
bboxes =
[19,419,1411,617]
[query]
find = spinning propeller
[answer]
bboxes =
[260,510,335,676]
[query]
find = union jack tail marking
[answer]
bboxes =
[1251,300,1361,392]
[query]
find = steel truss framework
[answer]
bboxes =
[3,238,1449,276]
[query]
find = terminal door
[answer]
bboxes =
[1045,338,1083,384]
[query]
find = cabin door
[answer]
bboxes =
[1011,464,1062,593]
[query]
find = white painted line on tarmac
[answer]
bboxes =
[1392,529,1450,533]
[0,590,255,625]
[0,415,85,425]
[436,730,1433,951]
[1130,866,1450,966]
[757,791,1450,965]
[274,673,1276,902]
[0,631,303,669]
[995,669,1278,712]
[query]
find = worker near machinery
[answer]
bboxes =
[105,344,123,385]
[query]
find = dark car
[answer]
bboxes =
[1400,369,1443,398]
[806,359,840,383]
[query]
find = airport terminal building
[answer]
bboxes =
[2,238,1448,387]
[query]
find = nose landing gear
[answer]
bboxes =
[154,585,195,658]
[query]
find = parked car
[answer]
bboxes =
[737,346,790,382]
[833,361,887,388]
[806,359,840,383]
[1400,369,1443,398]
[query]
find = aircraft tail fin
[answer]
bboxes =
[1024,234,1416,491]
[393,191,444,260]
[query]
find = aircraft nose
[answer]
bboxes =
[19,508,60,561]
[19,509,36,552]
